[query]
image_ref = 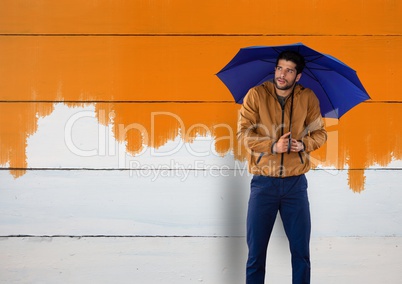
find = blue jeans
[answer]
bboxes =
[246,174,311,284]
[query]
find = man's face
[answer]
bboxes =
[274,59,302,91]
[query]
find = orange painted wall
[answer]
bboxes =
[0,0,401,192]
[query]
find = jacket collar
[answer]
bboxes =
[262,80,304,98]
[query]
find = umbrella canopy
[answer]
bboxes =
[216,43,370,118]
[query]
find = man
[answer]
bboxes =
[237,50,327,284]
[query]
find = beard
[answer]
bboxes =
[273,76,297,91]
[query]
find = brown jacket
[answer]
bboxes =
[237,81,327,177]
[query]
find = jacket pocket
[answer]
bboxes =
[256,152,265,165]
[298,152,304,164]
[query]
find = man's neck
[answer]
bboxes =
[275,87,293,98]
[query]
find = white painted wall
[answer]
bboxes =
[1,236,401,284]
[1,104,401,283]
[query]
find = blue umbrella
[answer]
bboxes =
[216,42,370,118]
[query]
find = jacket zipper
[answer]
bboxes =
[279,103,285,177]
[263,85,303,174]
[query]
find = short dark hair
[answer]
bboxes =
[276,50,305,74]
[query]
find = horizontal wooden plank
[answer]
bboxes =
[1,236,401,284]
[0,170,401,237]
[0,0,400,35]
[1,102,402,191]
[0,236,244,284]
[0,102,241,171]
[0,36,401,102]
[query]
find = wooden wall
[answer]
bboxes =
[1,1,401,283]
